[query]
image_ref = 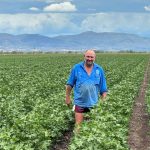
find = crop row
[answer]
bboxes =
[0,55,73,149]
[145,62,150,131]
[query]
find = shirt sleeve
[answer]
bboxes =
[100,68,108,95]
[66,66,76,88]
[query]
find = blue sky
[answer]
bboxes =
[0,0,150,37]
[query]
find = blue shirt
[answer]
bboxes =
[67,61,108,107]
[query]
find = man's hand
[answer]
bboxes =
[65,95,71,107]
[65,85,72,107]
[101,92,107,101]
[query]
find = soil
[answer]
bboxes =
[50,122,74,150]
[128,61,150,150]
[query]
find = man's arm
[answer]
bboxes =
[65,85,73,106]
[99,67,108,101]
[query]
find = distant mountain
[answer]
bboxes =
[0,31,150,52]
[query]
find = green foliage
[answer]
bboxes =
[146,86,150,114]
[0,53,149,149]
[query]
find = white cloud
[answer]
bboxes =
[80,13,150,36]
[43,2,77,12]
[144,5,150,11]
[29,7,40,11]
[0,12,150,37]
[0,13,78,36]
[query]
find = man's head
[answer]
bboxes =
[84,50,96,67]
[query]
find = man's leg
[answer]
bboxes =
[75,112,84,125]
[74,112,83,133]
[74,106,91,132]
[74,105,84,124]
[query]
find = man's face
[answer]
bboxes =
[84,51,96,67]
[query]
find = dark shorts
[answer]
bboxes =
[74,105,92,113]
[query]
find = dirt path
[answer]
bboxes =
[50,121,74,150]
[128,61,150,150]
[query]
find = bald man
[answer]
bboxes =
[66,50,107,126]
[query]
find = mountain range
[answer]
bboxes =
[0,31,150,52]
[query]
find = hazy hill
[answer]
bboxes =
[0,31,150,51]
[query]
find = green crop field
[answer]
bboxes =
[0,53,150,150]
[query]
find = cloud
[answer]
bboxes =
[29,7,40,11]
[0,12,150,37]
[144,5,150,11]
[0,13,78,36]
[43,2,77,12]
[80,13,150,36]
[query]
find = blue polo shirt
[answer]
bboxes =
[67,61,107,107]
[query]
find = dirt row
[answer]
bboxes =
[128,61,150,150]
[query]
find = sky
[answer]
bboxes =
[0,0,150,37]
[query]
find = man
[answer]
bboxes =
[65,50,107,125]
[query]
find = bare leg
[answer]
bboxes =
[75,112,84,124]
[74,112,84,133]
